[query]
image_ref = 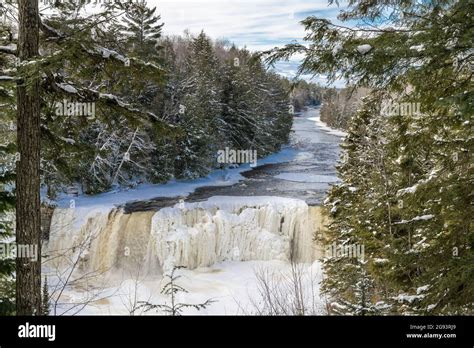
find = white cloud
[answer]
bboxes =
[146,0,347,86]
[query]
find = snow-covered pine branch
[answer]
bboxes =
[43,76,164,124]
[0,75,15,81]
[0,44,17,55]
[81,44,164,72]
[37,15,164,73]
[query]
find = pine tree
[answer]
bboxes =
[118,2,164,58]
[0,1,168,312]
[33,1,167,195]
[14,0,42,316]
[0,21,17,315]
[175,32,223,178]
[266,0,474,314]
[138,266,215,316]
[220,48,292,159]
[321,95,393,315]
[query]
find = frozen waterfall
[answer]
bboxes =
[45,196,322,276]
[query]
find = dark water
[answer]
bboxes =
[124,108,342,213]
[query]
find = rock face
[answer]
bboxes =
[45,196,317,276]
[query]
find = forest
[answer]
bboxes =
[0,0,472,323]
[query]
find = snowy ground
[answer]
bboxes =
[51,260,325,315]
[308,115,348,138]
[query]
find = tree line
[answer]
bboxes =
[266,0,473,315]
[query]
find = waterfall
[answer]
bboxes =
[45,196,319,277]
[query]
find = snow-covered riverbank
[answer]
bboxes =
[308,113,348,138]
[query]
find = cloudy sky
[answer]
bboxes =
[147,0,348,86]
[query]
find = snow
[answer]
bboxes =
[412,214,434,221]
[374,301,392,310]
[48,260,325,315]
[59,136,76,145]
[151,196,315,270]
[0,44,16,53]
[332,43,343,55]
[46,196,316,273]
[98,93,128,107]
[42,106,335,316]
[409,44,424,52]
[356,44,372,54]
[52,146,297,213]
[331,302,348,311]
[274,173,339,183]
[96,47,127,63]
[308,116,347,137]
[397,184,419,196]
[397,170,439,196]
[373,258,389,264]
[57,83,78,94]
[416,285,430,294]
[394,215,434,225]
[394,293,424,303]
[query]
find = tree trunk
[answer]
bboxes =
[16,0,41,315]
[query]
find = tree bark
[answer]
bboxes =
[16,0,41,315]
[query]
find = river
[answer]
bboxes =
[123,107,343,212]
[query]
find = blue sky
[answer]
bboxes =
[149,0,348,86]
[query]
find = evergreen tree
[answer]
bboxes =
[42,276,49,315]
[138,266,215,316]
[1,3,297,199]
[175,32,223,177]
[0,1,168,312]
[0,24,16,313]
[35,1,167,194]
[266,0,473,314]
[118,2,164,58]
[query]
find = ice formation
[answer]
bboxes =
[46,196,318,276]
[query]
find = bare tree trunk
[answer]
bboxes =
[16,0,41,315]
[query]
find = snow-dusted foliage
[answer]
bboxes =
[263,0,473,315]
[1,2,295,198]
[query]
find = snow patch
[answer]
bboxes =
[57,83,78,94]
[357,44,372,54]
[274,173,339,183]
[307,116,347,137]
